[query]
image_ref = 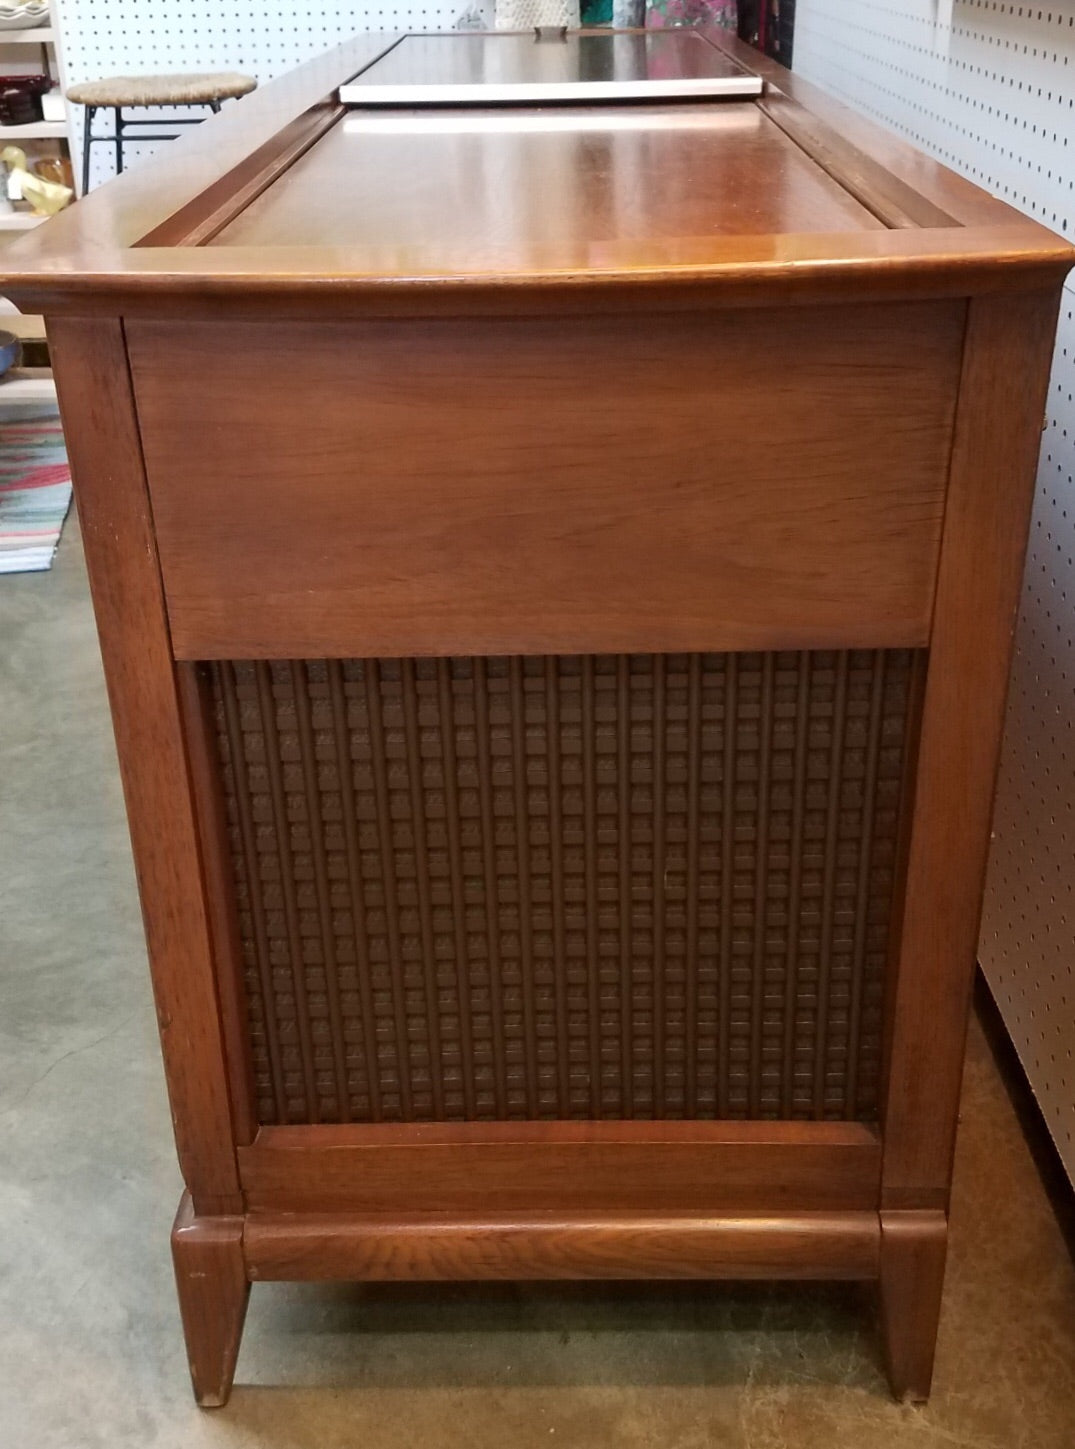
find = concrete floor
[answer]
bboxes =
[3,517,1075,1449]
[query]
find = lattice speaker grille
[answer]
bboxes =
[206,651,922,1126]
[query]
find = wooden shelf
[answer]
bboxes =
[1,311,45,339]
[0,27,53,44]
[0,120,66,139]
[0,366,55,406]
[0,210,46,229]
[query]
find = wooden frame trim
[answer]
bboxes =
[244,1209,882,1283]
[250,1120,880,1146]
[136,100,346,249]
[175,663,258,1146]
[754,92,959,231]
[47,318,241,1212]
[17,228,1073,320]
[881,288,1065,1212]
[878,648,931,1116]
[239,1121,882,1215]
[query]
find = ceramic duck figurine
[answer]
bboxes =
[0,147,73,216]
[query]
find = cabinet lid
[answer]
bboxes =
[1,28,1069,316]
[338,31,764,107]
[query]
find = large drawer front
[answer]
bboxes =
[127,304,964,660]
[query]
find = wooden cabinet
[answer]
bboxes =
[2,25,1070,1409]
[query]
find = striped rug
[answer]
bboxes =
[0,406,72,574]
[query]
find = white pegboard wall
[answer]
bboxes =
[52,2,467,190]
[795,0,1075,1177]
[793,1,1075,238]
[987,295,1075,1168]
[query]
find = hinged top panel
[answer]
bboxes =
[338,31,764,107]
[0,28,1068,314]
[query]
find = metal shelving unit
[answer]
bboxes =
[0,119,66,138]
[0,15,75,213]
[0,16,73,400]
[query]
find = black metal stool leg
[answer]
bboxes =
[78,94,234,192]
[81,105,95,195]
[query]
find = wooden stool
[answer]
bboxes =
[66,72,257,194]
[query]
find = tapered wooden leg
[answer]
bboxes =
[171,1191,250,1408]
[879,1209,948,1403]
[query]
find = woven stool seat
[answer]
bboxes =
[70,71,258,194]
[67,72,257,108]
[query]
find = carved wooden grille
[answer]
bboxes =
[206,651,921,1126]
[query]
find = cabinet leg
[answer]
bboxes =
[879,1209,948,1403]
[171,1191,250,1408]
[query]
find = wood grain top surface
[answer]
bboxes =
[0,27,1068,314]
[212,103,883,259]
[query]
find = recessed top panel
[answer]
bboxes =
[339,31,763,107]
[211,106,883,261]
